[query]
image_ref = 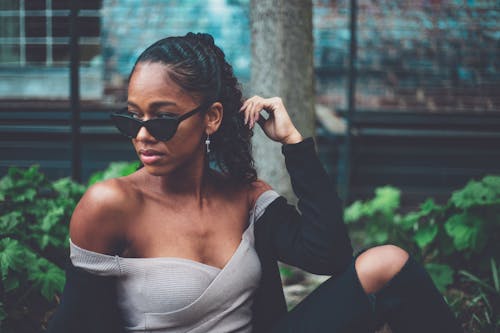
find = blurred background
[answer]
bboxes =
[1,0,498,204]
[0,1,499,332]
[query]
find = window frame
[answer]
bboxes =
[0,0,101,67]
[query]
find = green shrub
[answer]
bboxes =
[2,165,498,332]
[0,166,82,332]
[87,161,140,186]
[0,162,138,333]
[345,175,500,332]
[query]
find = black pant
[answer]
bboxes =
[269,250,463,333]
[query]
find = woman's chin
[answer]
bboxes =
[142,164,172,177]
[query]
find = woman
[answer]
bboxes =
[48,33,461,333]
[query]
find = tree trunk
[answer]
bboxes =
[250,0,315,202]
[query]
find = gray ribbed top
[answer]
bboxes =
[70,189,280,333]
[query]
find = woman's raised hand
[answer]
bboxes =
[239,96,303,145]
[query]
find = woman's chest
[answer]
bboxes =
[115,223,261,331]
[122,196,252,269]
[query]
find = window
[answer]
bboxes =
[0,0,101,67]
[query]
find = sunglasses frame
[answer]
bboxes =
[110,103,208,141]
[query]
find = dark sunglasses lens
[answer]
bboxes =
[111,115,141,138]
[147,118,178,141]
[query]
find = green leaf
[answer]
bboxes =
[344,186,401,223]
[444,213,485,251]
[414,223,438,249]
[41,206,65,232]
[3,275,20,292]
[370,229,389,244]
[399,211,421,230]
[482,175,500,186]
[87,161,140,186]
[0,211,24,234]
[52,177,85,198]
[0,175,14,201]
[344,201,365,223]
[28,258,65,301]
[0,166,48,204]
[425,263,454,293]
[0,238,26,279]
[11,188,37,203]
[40,234,50,250]
[87,170,104,186]
[450,176,500,209]
[23,165,44,182]
[491,258,499,292]
[26,197,55,220]
[419,198,442,215]
[279,266,294,279]
[371,186,401,216]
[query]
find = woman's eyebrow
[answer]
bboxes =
[126,101,178,110]
[126,101,142,110]
[149,101,178,110]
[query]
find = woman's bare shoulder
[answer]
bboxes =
[69,177,139,255]
[246,178,274,208]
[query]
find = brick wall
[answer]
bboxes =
[314,0,499,112]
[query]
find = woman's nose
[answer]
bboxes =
[135,125,156,141]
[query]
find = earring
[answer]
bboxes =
[205,134,211,153]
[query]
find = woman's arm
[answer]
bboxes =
[47,179,130,332]
[258,138,353,275]
[242,96,353,275]
[46,258,123,333]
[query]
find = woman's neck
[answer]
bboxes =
[140,157,218,206]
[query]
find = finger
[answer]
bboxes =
[249,110,255,128]
[260,101,275,115]
[239,99,251,111]
[242,96,258,109]
[250,110,257,128]
[250,95,261,102]
[250,103,263,128]
[244,102,253,124]
[253,110,260,124]
[245,103,255,128]
[264,97,282,115]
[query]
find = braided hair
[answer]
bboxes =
[131,32,257,184]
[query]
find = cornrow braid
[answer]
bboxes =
[131,33,257,184]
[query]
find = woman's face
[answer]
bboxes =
[127,61,206,176]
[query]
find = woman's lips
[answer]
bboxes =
[139,149,165,165]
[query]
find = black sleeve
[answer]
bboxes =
[46,257,123,333]
[257,137,353,275]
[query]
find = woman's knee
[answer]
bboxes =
[354,245,409,294]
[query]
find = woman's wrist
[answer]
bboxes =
[280,130,303,145]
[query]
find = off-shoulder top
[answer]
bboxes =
[69,189,281,333]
